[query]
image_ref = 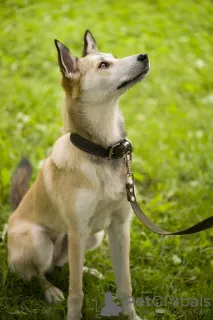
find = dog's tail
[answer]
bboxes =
[11,157,33,210]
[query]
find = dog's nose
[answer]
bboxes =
[137,53,148,61]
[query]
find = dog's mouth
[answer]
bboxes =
[117,67,149,90]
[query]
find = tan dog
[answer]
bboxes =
[7,30,149,320]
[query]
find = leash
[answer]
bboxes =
[124,151,213,235]
[70,133,213,235]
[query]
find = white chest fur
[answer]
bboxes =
[76,159,127,234]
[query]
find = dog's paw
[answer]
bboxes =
[128,312,145,320]
[67,310,82,320]
[128,316,142,320]
[67,316,82,320]
[44,285,64,304]
[126,310,145,320]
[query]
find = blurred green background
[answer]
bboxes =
[0,0,213,319]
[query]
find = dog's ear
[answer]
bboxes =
[55,39,78,77]
[83,30,98,56]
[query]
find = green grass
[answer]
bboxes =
[1,0,213,319]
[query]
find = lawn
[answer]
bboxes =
[1,0,213,319]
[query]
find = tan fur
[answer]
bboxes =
[8,30,149,320]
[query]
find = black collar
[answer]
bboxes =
[70,133,132,159]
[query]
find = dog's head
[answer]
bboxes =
[55,30,149,104]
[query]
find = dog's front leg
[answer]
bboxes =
[107,205,141,320]
[67,228,85,320]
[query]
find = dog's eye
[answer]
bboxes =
[98,62,108,69]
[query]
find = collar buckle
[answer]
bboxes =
[108,139,132,159]
[108,142,122,159]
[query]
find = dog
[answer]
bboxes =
[7,30,149,320]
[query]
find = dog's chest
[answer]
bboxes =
[81,157,126,199]
[88,199,122,233]
[76,160,127,233]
